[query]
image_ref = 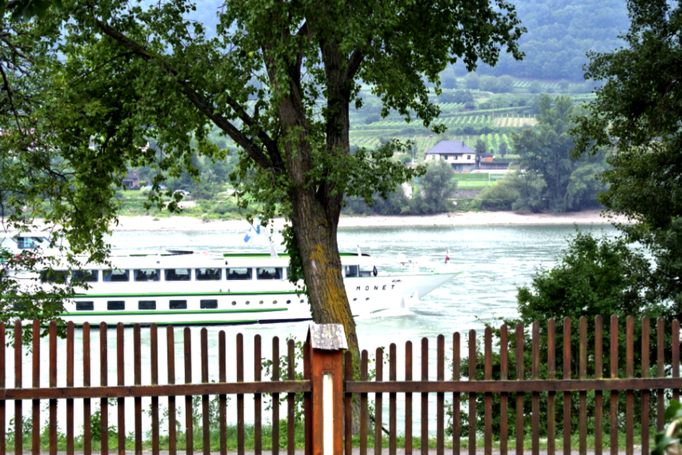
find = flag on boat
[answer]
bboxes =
[445,249,450,264]
[243,225,259,244]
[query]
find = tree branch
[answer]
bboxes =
[93,19,285,174]
[346,46,364,80]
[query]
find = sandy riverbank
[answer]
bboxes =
[111,209,625,232]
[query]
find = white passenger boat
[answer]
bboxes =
[1,233,458,326]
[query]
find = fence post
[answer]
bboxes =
[305,324,348,455]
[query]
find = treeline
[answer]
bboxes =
[452,0,629,81]
[474,94,607,213]
[343,160,456,216]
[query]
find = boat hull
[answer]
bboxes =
[59,272,457,326]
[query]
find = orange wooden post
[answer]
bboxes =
[305,324,348,455]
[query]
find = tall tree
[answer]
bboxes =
[572,0,682,307]
[3,0,523,349]
[513,94,606,212]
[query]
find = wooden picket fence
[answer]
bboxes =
[0,315,680,455]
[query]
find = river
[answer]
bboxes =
[7,223,620,435]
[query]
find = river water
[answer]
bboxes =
[110,223,618,345]
[9,223,619,434]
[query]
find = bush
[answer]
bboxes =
[475,178,519,210]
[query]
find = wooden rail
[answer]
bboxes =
[0,315,680,455]
[344,316,680,455]
[0,321,308,455]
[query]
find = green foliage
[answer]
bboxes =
[421,160,457,212]
[515,232,658,323]
[466,0,629,81]
[474,175,520,210]
[455,231,670,438]
[572,0,682,311]
[507,94,607,213]
[653,400,682,455]
[1,0,525,337]
[498,141,509,156]
[474,138,487,154]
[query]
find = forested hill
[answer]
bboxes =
[185,0,628,82]
[467,0,630,81]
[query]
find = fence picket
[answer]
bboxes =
[287,339,295,455]
[390,343,397,455]
[134,324,142,455]
[219,331,227,455]
[405,341,414,455]
[255,335,262,455]
[563,318,571,455]
[594,316,603,455]
[201,328,210,455]
[49,322,57,455]
[579,316,587,455]
[360,350,368,455]
[273,337,280,455]
[2,317,682,455]
[500,326,508,455]
[237,333,244,455]
[437,335,445,455]
[626,317,634,455]
[150,324,159,455]
[674,320,680,403]
[610,315,619,455]
[422,338,429,455]
[344,350,353,455]
[32,321,40,455]
[100,323,108,455]
[166,326,176,455]
[515,323,523,455]
[547,319,555,455]
[468,330,476,455]
[657,318,665,432]
[0,323,5,455]
[531,322,539,455]
[117,323,125,455]
[642,317,650,455]
[375,347,384,455]
[66,321,75,455]
[485,328,492,455]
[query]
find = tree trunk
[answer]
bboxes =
[289,187,359,355]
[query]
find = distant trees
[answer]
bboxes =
[474,139,487,154]
[479,75,515,93]
[344,159,456,215]
[460,0,630,81]
[498,142,509,156]
[476,94,607,212]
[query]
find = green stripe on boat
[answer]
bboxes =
[65,308,288,316]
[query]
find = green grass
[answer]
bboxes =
[6,420,653,452]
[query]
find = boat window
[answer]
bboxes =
[196,268,222,281]
[256,267,282,280]
[139,300,156,310]
[76,301,94,311]
[200,299,218,309]
[344,265,358,278]
[164,269,191,281]
[359,267,372,277]
[40,270,68,283]
[103,270,130,282]
[169,300,187,310]
[16,237,47,250]
[107,301,125,310]
[134,269,160,282]
[72,270,98,283]
[227,268,252,280]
